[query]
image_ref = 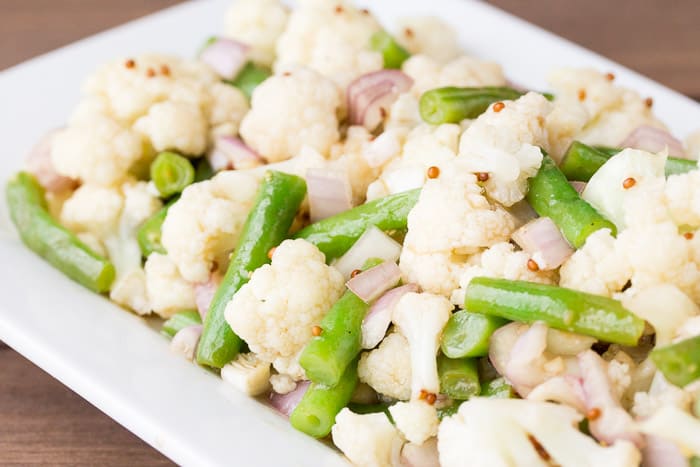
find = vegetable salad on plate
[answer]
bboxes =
[6,0,700,465]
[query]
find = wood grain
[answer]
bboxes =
[1,1,699,465]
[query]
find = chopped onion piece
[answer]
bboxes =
[400,438,440,467]
[306,168,354,222]
[200,38,249,79]
[527,375,586,413]
[347,70,413,131]
[269,380,311,417]
[488,322,525,380]
[363,129,403,168]
[619,125,686,158]
[207,135,265,171]
[334,225,402,278]
[382,166,426,195]
[569,181,587,195]
[195,272,222,320]
[641,435,688,467]
[512,217,574,270]
[170,325,203,360]
[347,261,401,303]
[506,199,538,228]
[361,284,419,349]
[25,129,77,193]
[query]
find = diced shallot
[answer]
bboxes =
[200,38,249,79]
[619,125,686,158]
[170,325,203,360]
[207,135,264,171]
[306,168,354,222]
[333,226,402,278]
[641,435,688,467]
[488,322,525,381]
[346,261,401,303]
[504,321,552,397]
[399,438,440,467]
[195,272,222,320]
[361,283,419,349]
[347,70,413,131]
[25,130,77,193]
[569,181,587,195]
[512,217,574,270]
[269,380,311,417]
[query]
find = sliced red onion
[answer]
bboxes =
[269,380,311,417]
[578,350,643,446]
[200,38,250,79]
[346,261,401,303]
[512,217,574,270]
[333,225,402,278]
[25,129,77,193]
[170,325,203,360]
[569,181,587,195]
[399,438,440,467]
[527,375,586,412]
[361,284,419,349]
[306,168,354,222]
[347,70,413,131]
[208,135,265,171]
[504,321,550,396]
[363,129,402,168]
[641,435,688,467]
[195,272,222,320]
[619,125,686,158]
[488,322,526,379]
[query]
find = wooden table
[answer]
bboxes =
[1,1,698,465]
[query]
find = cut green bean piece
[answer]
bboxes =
[161,309,202,338]
[290,362,358,438]
[229,62,271,99]
[527,155,616,248]
[196,171,307,368]
[137,197,178,257]
[437,402,462,420]
[194,158,215,182]
[441,310,507,358]
[419,86,524,124]
[438,354,480,400]
[465,277,645,346]
[6,172,115,293]
[650,335,700,387]
[691,457,700,467]
[369,31,411,69]
[150,151,195,198]
[481,377,515,398]
[294,189,420,260]
[347,402,392,420]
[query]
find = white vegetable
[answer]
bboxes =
[223,0,289,66]
[334,226,402,279]
[144,253,197,318]
[170,325,202,360]
[394,17,462,65]
[361,284,419,350]
[511,217,574,270]
[358,332,412,401]
[638,405,700,457]
[390,400,439,445]
[346,261,401,304]
[306,168,353,222]
[221,353,271,396]
[332,409,404,467]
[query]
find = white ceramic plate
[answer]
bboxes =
[1,1,699,466]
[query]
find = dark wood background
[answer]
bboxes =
[1,1,698,465]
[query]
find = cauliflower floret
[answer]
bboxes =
[144,253,196,318]
[275,0,382,90]
[332,409,404,467]
[403,54,506,96]
[394,17,462,64]
[134,101,207,155]
[438,398,641,467]
[328,126,382,202]
[451,242,557,306]
[632,372,694,419]
[665,169,700,228]
[638,405,700,457]
[358,332,412,401]
[545,98,591,161]
[221,353,271,396]
[389,400,439,445]
[60,184,124,236]
[206,82,250,139]
[225,239,345,380]
[223,0,289,66]
[686,129,700,160]
[239,67,340,162]
[160,170,260,282]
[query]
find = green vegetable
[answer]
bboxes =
[6,172,115,293]
[198,36,218,57]
[194,158,215,182]
[527,155,617,248]
[161,310,202,338]
[136,198,178,257]
[196,171,307,368]
[290,362,358,438]
[560,141,696,182]
[419,86,524,124]
[228,62,271,99]
[294,189,420,260]
[347,402,392,420]
[369,31,410,69]
[650,335,700,387]
[691,457,700,467]
[441,310,507,358]
[150,151,195,198]
[438,354,480,400]
[437,402,462,420]
[465,277,645,346]
[481,377,515,398]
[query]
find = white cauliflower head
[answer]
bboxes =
[403,54,506,96]
[239,67,340,162]
[144,253,197,318]
[223,0,289,66]
[332,409,403,467]
[665,169,700,228]
[389,400,439,445]
[225,239,345,378]
[358,331,412,401]
[394,16,462,65]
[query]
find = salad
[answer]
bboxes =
[6,0,700,465]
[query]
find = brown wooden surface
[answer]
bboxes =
[1,1,699,466]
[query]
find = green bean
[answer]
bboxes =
[438,354,480,400]
[465,277,645,346]
[650,335,700,387]
[560,141,697,181]
[290,362,358,438]
[228,62,271,100]
[441,310,507,358]
[6,172,115,293]
[480,377,515,398]
[691,457,700,467]
[150,151,195,198]
[294,189,420,260]
[347,402,392,420]
[526,155,616,248]
[161,309,202,338]
[369,31,411,69]
[137,198,178,257]
[436,402,462,420]
[419,86,524,124]
[196,171,307,368]
[194,158,215,182]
